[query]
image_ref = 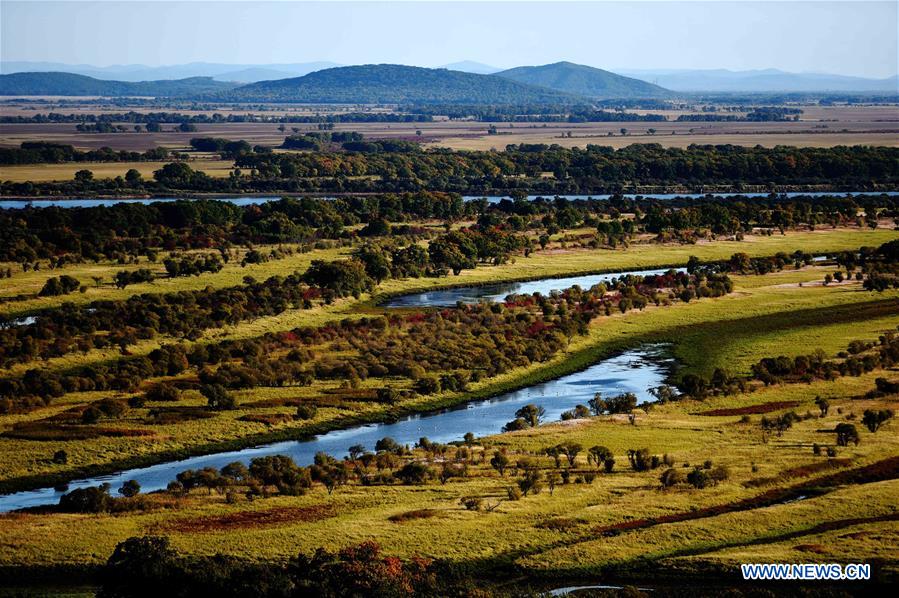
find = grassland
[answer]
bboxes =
[0,222,897,585]
[0,159,234,183]
[0,369,895,582]
[0,246,896,492]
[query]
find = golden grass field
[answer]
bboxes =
[0,370,895,578]
[0,222,896,583]
[0,158,234,183]
[0,226,896,491]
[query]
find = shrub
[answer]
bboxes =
[394,462,433,485]
[295,404,317,420]
[659,468,684,488]
[59,483,112,512]
[145,382,180,402]
[119,479,141,498]
[201,384,235,410]
[835,423,860,446]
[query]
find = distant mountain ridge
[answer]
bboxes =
[496,61,671,99]
[0,61,341,83]
[617,68,899,93]
[0,72,235,97]
[220,64,582,104]
[439,61,500,75]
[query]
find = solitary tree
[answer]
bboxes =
[119,479,141,498]
[835,423,860,446]
[490,451,510,476]
[515,404,546,427]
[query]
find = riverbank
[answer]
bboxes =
[2,263,896,499]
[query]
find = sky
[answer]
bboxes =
[1,1,897,78]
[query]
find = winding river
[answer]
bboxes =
[384,267,685,308]
[0,344,672,512]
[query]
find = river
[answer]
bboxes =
[1,191,896,210]
[384,267,686,308]
[0,344,671,511]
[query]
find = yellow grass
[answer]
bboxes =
[0,159,235,182]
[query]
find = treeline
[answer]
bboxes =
[407,103,668,122]
[0,142,170,165]
[0,225,526,370]
[674,327,899,399]
[0,269,730,412]
[751,331,899,387]
[92,536,472,597]
[840,240,899,291]
[4,192,896,267]
[676,107,803,122]
[0,110,433,124]
[7,143,896,196]
[0,193,464,263]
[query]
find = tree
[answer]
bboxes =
[587,445,613,470]
[547,470,560,495]
[74,169,94,183]
[835,423,860,446]
[627,448,653,471]
[588,392,606,415]
[52,449,68,464]
[516,463,543,496]
[249,455,311,495]
[686,255,701,274]
[201,384,235,410]
[605,392,637,414]
[375,437,402,454]
[862,409,894,433]
[394,462,432,485]
[490,451,510,476]
[125,169,143,187]
[515,404,546,427]
[814,396,830,417]
[146,382,180,402]
[119,479,141,498]
[660,468,683,488]
[59,483,111,513]
[99,536,177,598]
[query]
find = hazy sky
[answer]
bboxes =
[2,1,897,77]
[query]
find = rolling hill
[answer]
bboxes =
[0,72,235,96]
[495,61,671,99]
[221,64,582,104]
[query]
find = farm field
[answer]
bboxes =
[0,158,234,182]
[2,103,898,154]
[1,134,898,594]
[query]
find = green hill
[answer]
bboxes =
[222,64,582,104]
[495,61,671,99]
[0,72,235,97]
